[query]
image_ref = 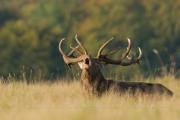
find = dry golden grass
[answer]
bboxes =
[0,76,179,120]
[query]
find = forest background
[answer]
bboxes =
[0,0,179,81]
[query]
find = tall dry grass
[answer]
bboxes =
[0,76,179,120]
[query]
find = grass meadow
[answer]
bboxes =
[0,75,179,120]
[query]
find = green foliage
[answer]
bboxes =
[0,0,179,80]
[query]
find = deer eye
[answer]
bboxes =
[85,58,89,65]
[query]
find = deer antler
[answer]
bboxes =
[97,38,142,66]
[59,38,84,65]
[120,38,132,60]
[97,37,114,58]
[75,34,88,55]
[68,44,81,57]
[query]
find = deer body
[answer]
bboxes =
[59,35,173,97]
[79,58,173,96]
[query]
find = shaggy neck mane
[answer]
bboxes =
[80,65,108,96]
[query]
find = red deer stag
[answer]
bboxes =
[59,34,173,97]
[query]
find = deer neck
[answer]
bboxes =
[80,66,105,94]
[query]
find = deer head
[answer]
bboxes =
[59,34,142,71]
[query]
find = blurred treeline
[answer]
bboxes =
[0,0,180,80]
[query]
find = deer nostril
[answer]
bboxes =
[85,58,89,65]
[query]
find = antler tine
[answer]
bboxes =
[120,38,132,60]
[68,44,81,56]
[127,47,142,60]
[59,38,83,64]
[97,37,114,58]
[137,47,142,60]
[75,34,88,55]
[59,38,66,56]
